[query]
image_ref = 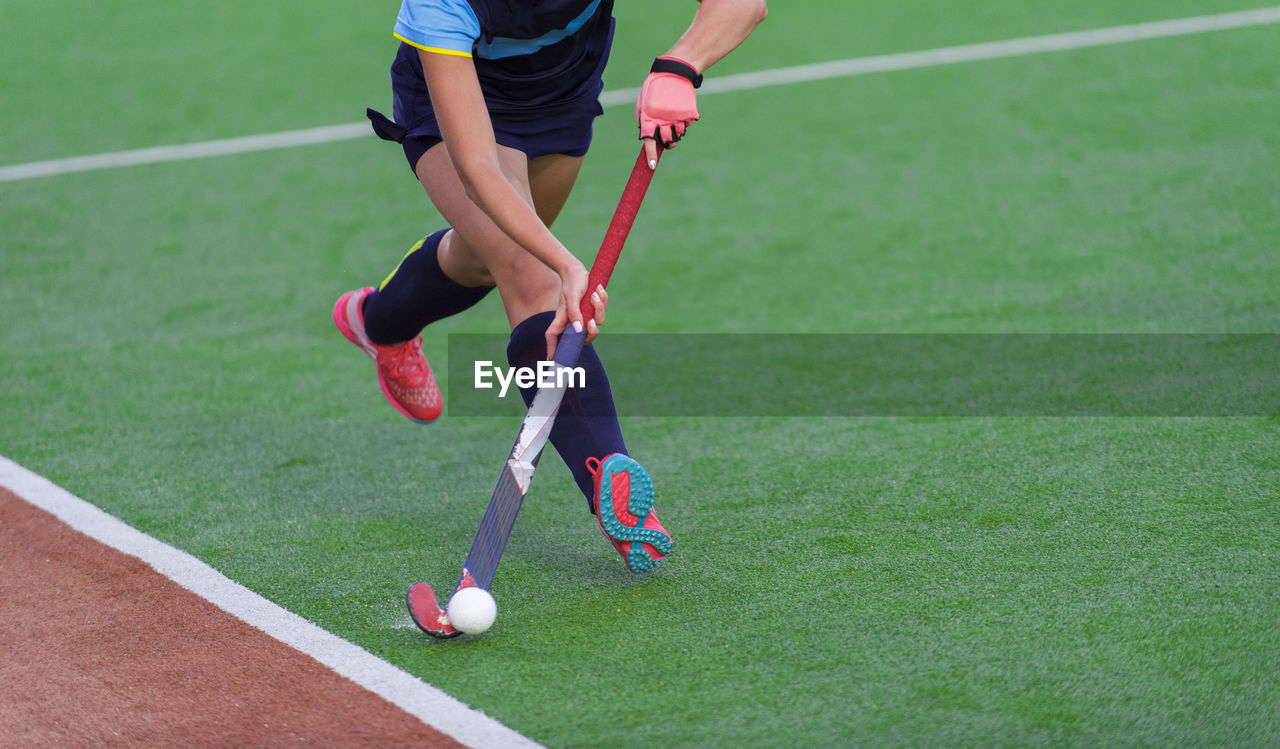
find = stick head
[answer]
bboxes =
[406,570,481,640]
[406,583,460,639]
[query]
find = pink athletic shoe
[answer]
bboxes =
[587,454,672,573]
[333,287,442,423]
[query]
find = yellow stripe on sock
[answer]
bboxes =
[379,237,428,291]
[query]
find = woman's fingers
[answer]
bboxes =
[551,275,608,354]
[545,306,568,360]
[591,285,608,325]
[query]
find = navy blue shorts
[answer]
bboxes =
[375,38,611,173]
[397,98,604,172]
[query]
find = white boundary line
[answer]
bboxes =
[2,7,1278,183]
[0,456,542,749]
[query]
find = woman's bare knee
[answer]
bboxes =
[414,143,563,324]
[438,230,495,287]
[444,226,557,322]
[492,251,560,322]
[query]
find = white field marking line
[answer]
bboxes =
[0,456,543,749]
[2,6,1279,183]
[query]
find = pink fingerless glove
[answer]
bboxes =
[636,56,702,147]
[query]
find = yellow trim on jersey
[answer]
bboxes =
[380,237,429,291]
[393,33,473,57]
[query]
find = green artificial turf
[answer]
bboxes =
[2,1,1278,746]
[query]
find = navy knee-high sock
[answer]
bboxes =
[507,311,628,513]
[362,229,494,345]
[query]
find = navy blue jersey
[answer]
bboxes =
[392,0,615,112]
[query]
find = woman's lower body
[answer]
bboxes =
[332,43,670,573]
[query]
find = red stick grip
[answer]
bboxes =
[578,149,658,322]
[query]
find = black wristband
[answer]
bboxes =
[651,57,702,89]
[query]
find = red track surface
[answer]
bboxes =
[0,488,465,748]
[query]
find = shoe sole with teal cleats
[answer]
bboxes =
[589,454,673,573]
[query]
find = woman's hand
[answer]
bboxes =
[636,57,701,168]
[640,0,768,167]
[545,261,609,360]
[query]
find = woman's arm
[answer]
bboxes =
[637,0,768,165]
[666,0,768,74]
[419,50,584,279]
[418,49,593,337]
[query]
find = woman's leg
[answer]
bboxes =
[418,144,670,568]
[334,145,581,422]
[415,142,621,486]
[361,142,668,570]
[412,144,567,329]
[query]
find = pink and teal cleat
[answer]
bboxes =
[587,454,672,572]
[333,287,442,423]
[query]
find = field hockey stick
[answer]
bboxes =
[407,148,660,638]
